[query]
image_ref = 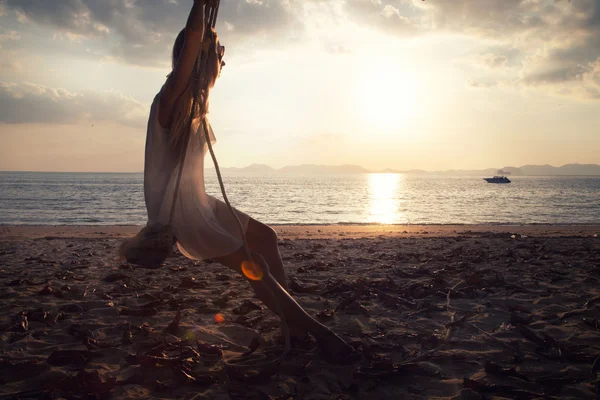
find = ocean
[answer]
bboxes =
[1,171,599,225]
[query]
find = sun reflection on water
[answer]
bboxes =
[368,173,403,224]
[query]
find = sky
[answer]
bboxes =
[0,0,599,172]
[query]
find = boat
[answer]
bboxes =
[484,176,511,184]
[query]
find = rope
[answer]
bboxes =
[167,0,291,372]
[202,118,292,370]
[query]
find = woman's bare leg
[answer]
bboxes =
[212,242,354,359]
[213,247,318,333]
[243,218,288,290]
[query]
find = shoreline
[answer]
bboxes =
[1,224,598,240]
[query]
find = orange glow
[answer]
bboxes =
[241,260,264,281]
[214,313,225,324]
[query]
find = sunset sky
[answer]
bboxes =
[1,0,599,172]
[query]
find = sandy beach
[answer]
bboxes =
[1,224,599,399]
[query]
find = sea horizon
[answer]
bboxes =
[2,161,600,176]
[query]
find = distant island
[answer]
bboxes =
[206,163,600,176]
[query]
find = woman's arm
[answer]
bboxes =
[159,0,210,129]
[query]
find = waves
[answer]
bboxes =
[1,172,599,225]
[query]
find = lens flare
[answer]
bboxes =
[183,330,197,341]
[214,313,225,324]
[241,260,264,281]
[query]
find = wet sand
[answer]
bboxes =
[1,225,599,399]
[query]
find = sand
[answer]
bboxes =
[1,225,599,399]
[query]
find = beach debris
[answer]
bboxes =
[119,307,158,317]
[582,317,600,330]
[83,336,114,350]
[103,272,130,282]
[24,308,53,323]
[484,361,529,381]
[463,378,552,399]
[38,285,54,295]
[517,324,548,347]
[465,271,482,285]
[508,304,531,314]
[179,276,206,289]
[122,324,133,344]
[534,373,589,395]
[293,252,315,260]
[0,358,50,385]
[47,350,103,367]
[355,361,444,380]
[232,300,262,315]
[165,310,181,334]
[68,323,95,340]
[197,341,224,357]
[316,309,335,320]
[584,294,600,308]
[125,353,186,367]
[60,303,85,313]
[12,312,28,332]
[216,273,232,281]
[592,357,600,379]
[289,278,321,293]
[240,336,261,358]
[55,370,117,398]
[335,288,362,312]
[235,314,264,327]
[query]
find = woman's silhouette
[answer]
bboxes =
[143,0,354,359]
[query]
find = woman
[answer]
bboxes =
[144,0,354,360]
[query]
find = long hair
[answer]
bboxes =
[168,28,221,149]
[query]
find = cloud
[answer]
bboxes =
[342,0,600,100]
[479,53,508,69]
[0,81,147,127]
[0,59,22,72]
[0,28,20,48]
[3,0,599,100]
[344,0,420,35]
[521,56,600,99]
[3,0,300,67]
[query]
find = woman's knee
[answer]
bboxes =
[263,226,278,245]
[248,219,278,248]
[213,247,270,276]
[248,250,270,274]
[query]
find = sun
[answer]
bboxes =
[355,65,422,134]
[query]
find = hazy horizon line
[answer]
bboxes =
[2,161,600,175]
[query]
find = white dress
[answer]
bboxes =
[144,89,250,261]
